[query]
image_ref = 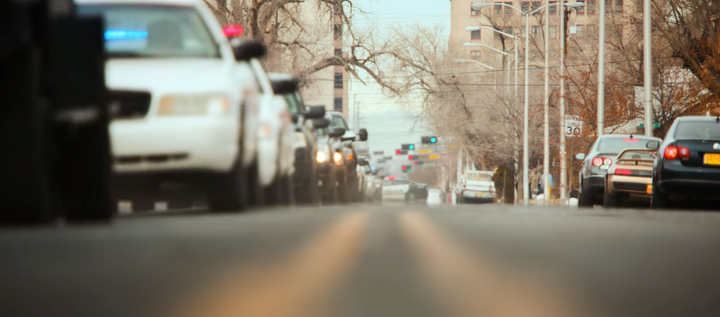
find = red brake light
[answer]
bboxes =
[678,146,690,159]
[664,146,678,160]
[615,168,632,175]
[592,157,612,167]
[396,149,402,155]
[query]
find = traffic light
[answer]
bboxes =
[421,136,438,144]
[395,149,408,155]
[401,144,415,150]
[401,165,412,172]
[408,155,418,160]
[414,160,423,166]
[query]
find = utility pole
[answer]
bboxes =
[643,0,653,136]
[597,0,606,136]
[559,6,569,201]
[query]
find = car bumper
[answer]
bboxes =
[111,116,238,174]
[658,160,720,195]
[607,175,651,196]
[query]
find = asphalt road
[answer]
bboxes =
[2,204,720,317]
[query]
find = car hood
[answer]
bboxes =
[106,58,233,93]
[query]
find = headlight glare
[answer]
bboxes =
[333,152,343,166]
[316,151,327,163]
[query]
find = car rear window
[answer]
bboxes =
[618,150,655,161]
[597,138,654,153]
[674,121,720,140]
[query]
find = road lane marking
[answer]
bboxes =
[400,212,594,317]
[169,212,369,317]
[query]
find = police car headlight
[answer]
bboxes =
[333,152,343,166]
[316,150,327,163]
[158,94,231,116]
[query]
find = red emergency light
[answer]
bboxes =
[222,24,244,37]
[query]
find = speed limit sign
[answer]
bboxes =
[565,115,583,137]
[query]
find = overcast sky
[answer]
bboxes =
[346,0,451,157]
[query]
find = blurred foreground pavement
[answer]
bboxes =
[2,204,720,317]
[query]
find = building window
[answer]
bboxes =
[605,0,612,13]
[334,73,343,89]
[471,50,481,60]
[334,48,342,57]
[635,0,642,12]
[532,26,539,38]
[521,1,530,13]
[549,26,557,38]
[504,27,513,36]
[504,2,513,14]
[576,24,584,37]
[549,1,557,14]
[587,0,596,14]
[334,97,342,111]
[576,1,585,14]
[471,6,481,15]
[333,24,342,39]
[531,1,540,12]
[615,0,623,12]
[494,3,502,14]
[471,30,481,40]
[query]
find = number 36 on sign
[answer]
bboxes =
[565,115,583,137]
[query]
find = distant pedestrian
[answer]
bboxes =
[529,167,540,198]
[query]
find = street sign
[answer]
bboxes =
[429,154,439,159]
[565,115,583,137]
[418,149,433,154]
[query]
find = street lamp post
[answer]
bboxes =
[463,42,508,93]
[598,0,606,136]
[471,1,584,204]
[464,27,517,97]
[453,59,496,90]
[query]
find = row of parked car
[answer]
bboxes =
[73,0,378,213]
[575,116,720,209]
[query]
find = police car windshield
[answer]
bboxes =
[76,5,220,58]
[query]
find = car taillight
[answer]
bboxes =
[614,168,631,175]
[664,145,689,160]
[678,146,690,159]
[591,157,611,167]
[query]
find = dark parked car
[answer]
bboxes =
[326,111,368,203]
[648,116,720,209]
[268,73,326,205]
[313,119,345,204]
[575,134,662,207]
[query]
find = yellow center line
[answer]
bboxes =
[168,212,369,317]
[400,211,595,317]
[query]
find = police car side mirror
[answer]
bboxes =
[646,141,660,150]
[329,127,345,138]
[305,105,325,119]
[575,153,586,160]
[313,118,329,129]
[231,39,266,62]
[358,128,368,141]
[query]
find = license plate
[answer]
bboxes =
[704,153,720,166]
[476,193,484,198]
